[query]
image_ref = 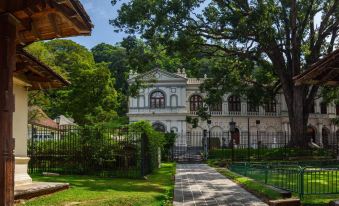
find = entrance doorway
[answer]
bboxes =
[307,126,316,143]
[322,127,330,148]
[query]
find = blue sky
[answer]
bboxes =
[70,0,322,50]
[68,0,129,49]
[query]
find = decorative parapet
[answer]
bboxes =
[128,107,187,114]
[187,78,205,84]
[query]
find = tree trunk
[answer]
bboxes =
[285,85,309,148]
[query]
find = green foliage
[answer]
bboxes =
[128,121,165,147]
[128,120,165,171]
[91,43,129,115]
[112,0,338,145]
[186,116,199,128]
[209,147,334,161]
[97,116,129,129]
[162,132,177,161]
[26,40,119,125]
[28,125,142,177]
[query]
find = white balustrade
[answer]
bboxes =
[187,78,204,84]
[228,111,241,116]
[210,111,223,116]
[247,111,260,116]
[129,107,187,114]
[264,112,278,116]
[190,111,197,115]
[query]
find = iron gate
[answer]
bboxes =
[172,132,206,162]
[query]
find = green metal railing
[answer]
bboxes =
[230,162,339,198]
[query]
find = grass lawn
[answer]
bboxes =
[20,163,175,206]
[215,167,282,201]
[215,166,339,206]
[210,160,339,206]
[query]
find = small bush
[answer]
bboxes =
[128,120,165,173]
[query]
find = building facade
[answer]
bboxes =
[128,68,339,147]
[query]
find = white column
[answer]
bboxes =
[13,84,32,186]
[224,103,229,115]
[259,106,264,115]
[317,123,323,147]
[241,102,247,115]
[331,123,336,144]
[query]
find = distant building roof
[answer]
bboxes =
[294,49,339,86]
[29,107,59,129]
[55,115,76,126]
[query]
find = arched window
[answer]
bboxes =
[228,95,241,112]
[210,99,222,112]
[322,127,330,148]
[320,102,327,114]
[150,91,165,108]
[307,126,316,143]
[247,100,259,112]
[190,95,203,111]
[264,99,276,113]
[153,122,166,132]
[170,127,178,133]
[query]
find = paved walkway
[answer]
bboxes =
[174,164,268,206]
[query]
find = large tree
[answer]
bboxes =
[112,0,339,147]
[26,40,118,125]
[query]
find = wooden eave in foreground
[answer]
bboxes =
[15,49,70,90]
[0,0,93,45]
[294,49,339,86]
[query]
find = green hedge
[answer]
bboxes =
[209,147,334,160]
[128,121,165,174]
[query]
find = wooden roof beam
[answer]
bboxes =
[318,69,337,82]
[2,0,44,13]
[50,1,88,32]
[30,19,41,40]
[48,13,61,37]
[55,0,68,4]
[51,2,77,18]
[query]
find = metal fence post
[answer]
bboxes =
[141,132,146,177]
[299,167,305,199]
[231,131,234,162]
[247,117,250,162]
[265,164,269,184]
[284,131,287,159]
[203,129,208,160]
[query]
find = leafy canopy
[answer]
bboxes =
[26,40,118,125]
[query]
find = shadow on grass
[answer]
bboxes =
[30,164,175,194]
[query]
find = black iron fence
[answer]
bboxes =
[209,131,339,161]
[171,131,205,162]
[170,131,339,162]
[27,124,157,178]
[230,161,339,198]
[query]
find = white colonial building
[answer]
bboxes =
[128,68,339,147]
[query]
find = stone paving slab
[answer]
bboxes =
[174,164,268,206]
[15,182,69,200]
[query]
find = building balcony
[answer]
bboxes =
[247,111,260,116]
[210,111,223,116]
[128,107,187,114]
[189,110,280,117]
[309,113,334,119]
[187,78,205,84]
